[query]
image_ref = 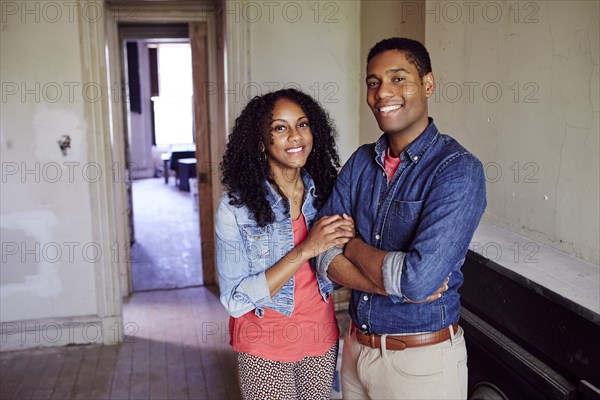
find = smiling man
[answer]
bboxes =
[316,37,487,399]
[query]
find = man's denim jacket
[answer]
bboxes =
[316,119,487,334]
[215,171,331,318]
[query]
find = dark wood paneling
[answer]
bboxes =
[462,307,576,399]
[189,22,216,286]
[460,251,600,398]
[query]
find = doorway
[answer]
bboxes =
[105,2,225,297]
[121,34,203,291]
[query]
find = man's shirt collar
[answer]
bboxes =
[374,117,439,165]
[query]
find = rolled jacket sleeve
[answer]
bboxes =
[215,198,271,318]
[315,246,343,287]
[381,251,407,303]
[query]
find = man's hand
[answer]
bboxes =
[405,275,450,304]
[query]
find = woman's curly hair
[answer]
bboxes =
[221,88,340,226]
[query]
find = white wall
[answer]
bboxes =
[359,0,426,145]
[426,0,599,265]
[238,0,361,162]
[1,3,121,350]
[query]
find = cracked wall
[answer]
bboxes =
[0,11,100,325]
[426,0,599,265]
[247,1,361,163]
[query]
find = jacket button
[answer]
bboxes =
[363,295,369,301]
[375,234,381,240]
[361,324,367,330]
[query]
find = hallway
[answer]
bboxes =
[131,177,203,291]
[0,287,241,400]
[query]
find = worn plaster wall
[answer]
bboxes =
[246,0,360,162]
[0,3,119,350]
[426,0,599,265]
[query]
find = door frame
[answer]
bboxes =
[104,0,226,292]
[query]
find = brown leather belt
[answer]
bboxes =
[353,323,459,351]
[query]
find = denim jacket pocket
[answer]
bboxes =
[241,225,271,271]
[386,200,424,249]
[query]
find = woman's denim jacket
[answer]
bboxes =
[215,171,332,318]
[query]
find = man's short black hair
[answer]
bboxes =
[367,37,432,78]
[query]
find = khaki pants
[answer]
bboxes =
[341,325,468,400]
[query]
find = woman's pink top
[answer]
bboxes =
[229,213,339,362]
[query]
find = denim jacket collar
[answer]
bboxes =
[374,117,439,167]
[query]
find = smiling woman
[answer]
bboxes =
[215,88,356,399]
[263,98,314,213]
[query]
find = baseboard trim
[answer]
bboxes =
[0,315,123,351]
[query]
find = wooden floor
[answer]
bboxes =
[0,287,241,400]
[130,177,203,291]
[1,177,239,399]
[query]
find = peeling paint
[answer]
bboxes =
[0,210,62,297]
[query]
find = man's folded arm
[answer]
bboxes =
[342,155,487,303]
[343,238,449,304]
[315,247,386,294]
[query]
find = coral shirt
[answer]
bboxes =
[384,147,401,183]
[230,214,339,362]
